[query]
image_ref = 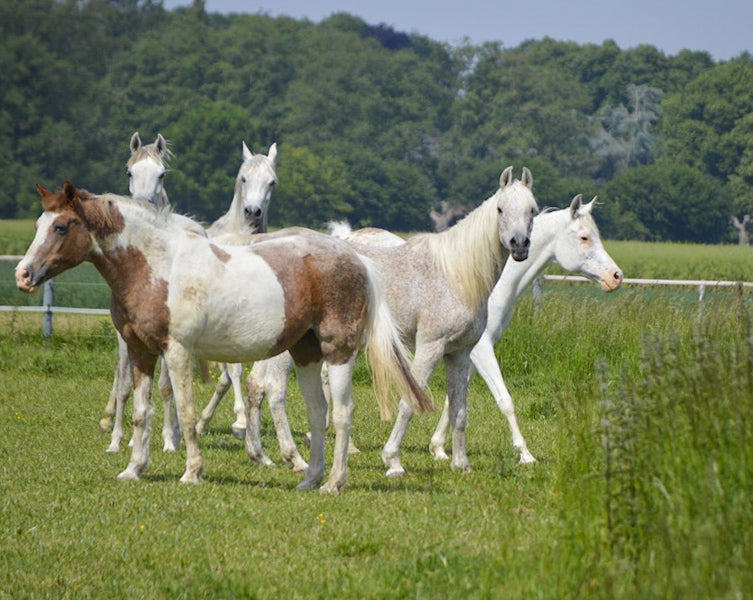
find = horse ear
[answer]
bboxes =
[36,184,50,198]
[569,194,583,219]
[585,195,598,213]
[63,181,77,205]
[268,142,277,165]
[499,166,514,188]
[521,167,533,189]
[130,132,141,153]
[242,141,253,162]
[155,134,167,156]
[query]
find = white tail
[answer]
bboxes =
[358,254,433,419]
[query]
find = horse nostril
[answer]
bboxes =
[523,238,530,248]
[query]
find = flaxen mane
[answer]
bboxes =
[409,194,505,310]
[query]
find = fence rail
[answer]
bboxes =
[2,255,752,335]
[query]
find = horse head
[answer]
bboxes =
[496,166,538,262]
[16,182,98,292]
[235,141,278,233]
[554,195,623,292]
[127,132,170,208]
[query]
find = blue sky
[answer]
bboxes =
[163,0,751,61]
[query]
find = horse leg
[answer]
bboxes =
[445,351,473,473]
[106,335,132,453]
[116,350,157,481]
[227,363,248,439]
[265,353,308,472]
[195,364,232,435]
[244,360,275,468]
[320,357,355,494]
[470,335,536,463]
[158,358,181,452]
[162,342,203,483]
[381,343,443,476]
[429,363,478,460]
[294,361,328,490]
[429,396,451,460]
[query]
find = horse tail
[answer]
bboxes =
[326,220,353,240]
[358,254,433,420]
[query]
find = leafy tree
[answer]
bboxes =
[590,84,663,179]
[271,145,354,228]
[163,99,261,219]
[660,56,753,216]
[601,164,732,242]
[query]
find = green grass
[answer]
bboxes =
[1,283,752,598]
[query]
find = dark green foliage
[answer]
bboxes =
[1,1,748,242]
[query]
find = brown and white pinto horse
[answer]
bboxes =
[16,182,432,493]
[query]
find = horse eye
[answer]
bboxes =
[127,169,132,178]
[497,206,502,214]
[580,235,589,242]
[158,172,165,180]
[54,223,68,235]
[241,176,247,184]
[270,180,276,186]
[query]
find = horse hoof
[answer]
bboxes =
[519,452,537,464]
[451,462,472,473]
[162,441,177,453]
[347,441,360,455]
[430,446,450,461]
[179,472,202,484]
[296,478,320,490]
[105,444,120,453]
[116,469,139,482]
[385,465,405,477]
[98,418,113,433]
[319,483,341,495]
[231,422,246,440]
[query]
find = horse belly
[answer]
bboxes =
[167,252,288,363]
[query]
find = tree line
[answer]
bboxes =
[2,0,751,243]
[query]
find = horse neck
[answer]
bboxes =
[87,199,173,297]
[414,195,504,310]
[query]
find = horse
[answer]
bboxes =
[243,166,539,476]
[16,182,432,493]
[196,142,279,439]
[422,195,622,462]
[99,132,184,453]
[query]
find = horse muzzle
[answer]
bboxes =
[599,269,623,292]
[15,264,45,293]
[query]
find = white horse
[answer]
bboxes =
[197,141,278,439]
[17,183,432,493]
[243,166,539,475]
[99,132,184,453]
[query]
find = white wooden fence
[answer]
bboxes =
[2,255,752,337]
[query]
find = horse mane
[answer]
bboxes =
[409,193,504,309]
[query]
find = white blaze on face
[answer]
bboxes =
[15,212,57,292]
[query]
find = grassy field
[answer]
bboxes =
[1,222,752,598]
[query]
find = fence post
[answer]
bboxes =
[698,284,706,303]
[532,276,543,305]
[42,279,54,337]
